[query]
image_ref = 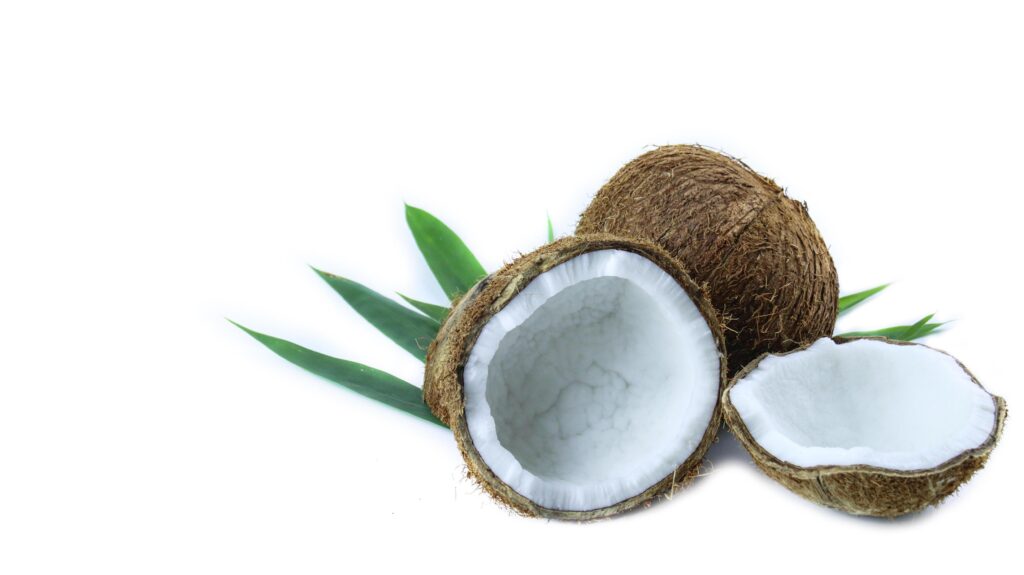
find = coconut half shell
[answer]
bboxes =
[722,337,1006,517]
[424,234,727,519]
[577,145,839,374]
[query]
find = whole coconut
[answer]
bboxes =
[577,145,838,373]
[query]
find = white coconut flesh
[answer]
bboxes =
[729,338,998,471]
[462,249,720,511]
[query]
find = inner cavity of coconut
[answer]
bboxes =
[462,249,720,512]
[729,338,998,471]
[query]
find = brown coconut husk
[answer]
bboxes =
[721,337,1007,517]
[424,233,727,519]
[577,145,839,374]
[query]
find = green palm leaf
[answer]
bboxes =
[837,314,945,341]
[313,268,438,362]
[405,204,486,301]
[397,293,449,323]
[231,321,445,427]
[838,283,890,316]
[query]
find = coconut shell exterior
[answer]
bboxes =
[721,337,1007,517]
[576,145,839,374]
[424,234,727,520]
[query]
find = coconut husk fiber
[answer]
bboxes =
[577,145,839,374]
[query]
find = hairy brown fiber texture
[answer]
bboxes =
[577,145,839,374]
[722,337,1007,517]
[423,234,727,520]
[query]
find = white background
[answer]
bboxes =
[2,1,1021,573]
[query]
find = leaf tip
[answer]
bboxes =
[227,318,256,336]
[310,265,344,283]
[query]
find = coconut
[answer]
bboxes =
[577,145,839,374]
[424,234,727,519]
[722,337,1006,517]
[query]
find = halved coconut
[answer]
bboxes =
[722,337,1006,517]
[424,234,726,519]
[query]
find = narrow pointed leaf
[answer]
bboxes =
[231,322,445,427]
[838,283,891,316]
[547,214,555,243]
[313,269,438,361]
[405,204,486,301]
[398,293,449,323]
[837,317,945,341]
[908,322,946,339]
[904,313,935,340]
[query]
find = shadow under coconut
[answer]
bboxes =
[703,424,750,465]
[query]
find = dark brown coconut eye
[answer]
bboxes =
[577,145,838,374]
[423,235,727,519]
[723,338,1006,517]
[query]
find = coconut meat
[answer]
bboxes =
[462,250,721,511]
[729,338,998,471]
